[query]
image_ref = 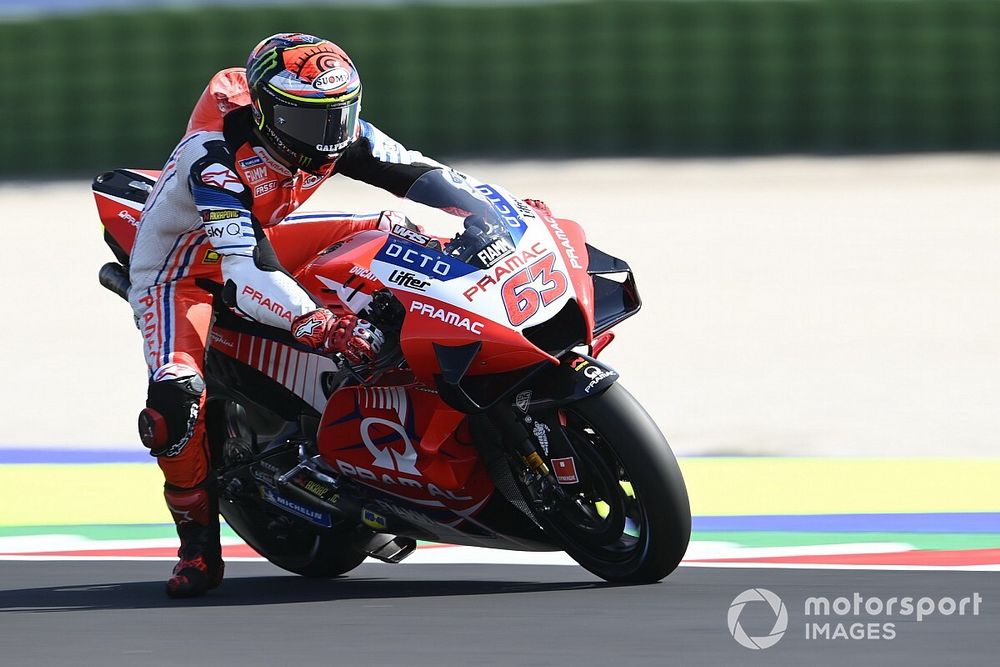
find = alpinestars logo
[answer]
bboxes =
[201,164,245,193]
[167,507,194,524]
[294,317,323,338]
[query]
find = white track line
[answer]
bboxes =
[2,542,998,571]
[1,555,996,572]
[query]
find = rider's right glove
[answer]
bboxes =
[291,309,384,364]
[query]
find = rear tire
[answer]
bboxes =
[219,500,367,578]
[538,383,691,583]
[208,397,367,578]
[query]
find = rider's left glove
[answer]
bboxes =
[523,198,551,215]
[291,309,384,364]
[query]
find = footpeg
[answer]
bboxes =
[355,532,417,564]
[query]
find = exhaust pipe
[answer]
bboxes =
[99,262,131,301]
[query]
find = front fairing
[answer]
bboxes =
[293,169,598,402]
[385,171,592,377]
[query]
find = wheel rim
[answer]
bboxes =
[545,409,652,565]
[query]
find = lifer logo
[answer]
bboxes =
[728,588,788,650]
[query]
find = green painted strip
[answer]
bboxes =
[692,531,1000,551]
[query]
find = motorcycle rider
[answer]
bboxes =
[129,32,486,598]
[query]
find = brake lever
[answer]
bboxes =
[332,343,406,387]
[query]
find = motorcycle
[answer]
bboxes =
[92,167,691,583]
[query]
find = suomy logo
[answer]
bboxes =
[313,68,351,91]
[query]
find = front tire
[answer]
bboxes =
[538,383,691,583]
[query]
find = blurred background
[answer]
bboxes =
[2,0,1000,172]
[0,0,997,458]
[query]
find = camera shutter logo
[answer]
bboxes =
[728,588,788,649]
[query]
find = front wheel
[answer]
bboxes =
[537,383,691,583]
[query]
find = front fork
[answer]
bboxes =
[479,350,621,522]
[486,404,552,478]
[485,403,599,523]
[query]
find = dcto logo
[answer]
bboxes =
[727,588,788,650]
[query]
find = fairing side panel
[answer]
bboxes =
[318,384,495,513]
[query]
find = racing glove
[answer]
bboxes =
[524,198,551,215]
[291,309,384,364]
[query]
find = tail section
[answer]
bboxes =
[92,168,159,261]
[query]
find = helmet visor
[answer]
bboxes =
[272,100,360,154]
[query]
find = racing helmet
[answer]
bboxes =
[246,33,362,173]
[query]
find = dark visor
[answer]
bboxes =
[273,101,360,153]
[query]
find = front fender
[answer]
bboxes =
[435,351,618,414]
[522,353,619,409]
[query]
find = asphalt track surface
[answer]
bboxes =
[2,561,997,666]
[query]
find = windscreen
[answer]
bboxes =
[403,169,515,269]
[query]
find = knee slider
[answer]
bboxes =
[139,368,206,458]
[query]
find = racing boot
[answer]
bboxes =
[164,484,224,599]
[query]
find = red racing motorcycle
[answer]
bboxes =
[94,167,690,583]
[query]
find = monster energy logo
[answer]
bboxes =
[248,49,279,86]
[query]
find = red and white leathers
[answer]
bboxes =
[129,67,448,489]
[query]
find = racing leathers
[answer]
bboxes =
[128,67,466,596]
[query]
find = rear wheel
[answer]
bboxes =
[219,500,366,578]
[536,383,691,583]
[208,397,367,578]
